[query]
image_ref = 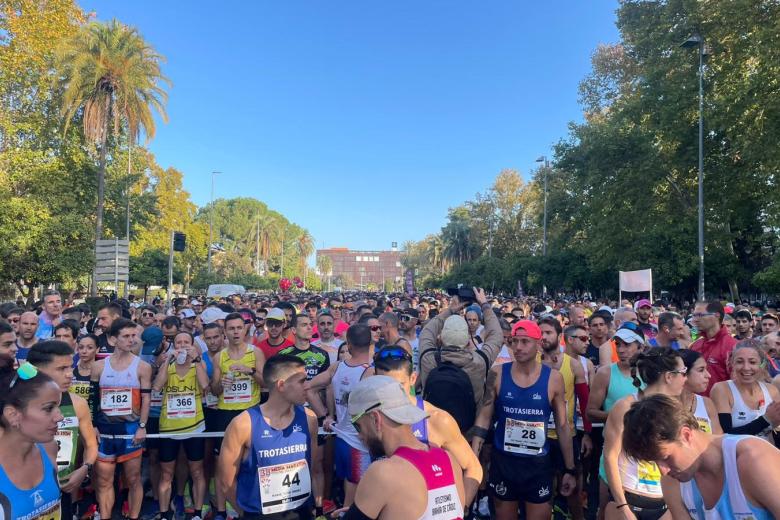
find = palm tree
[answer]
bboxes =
[57,20,169,293]
[259,213,284,274]
[294,230,314,287]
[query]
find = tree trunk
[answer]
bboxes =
[91,143,108,297]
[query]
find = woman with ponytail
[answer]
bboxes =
[601,348,687,520]
[0,363,64,519]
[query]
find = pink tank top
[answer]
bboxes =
[394,446,464,520]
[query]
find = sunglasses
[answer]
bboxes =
[351,402,382,432]
[569,335,590,342]
[692,312,715,318]
[669,367,688,376]
[10,362,38,388]
[267,320,285,328]
[330,305,343,310]
[374,346,412,364]
[369,325,382,332]
[399,315,416,322]
[8,317,19,323]
[141,312,155,317]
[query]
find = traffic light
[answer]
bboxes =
[173,232,186,252]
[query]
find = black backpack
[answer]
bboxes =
[421,347,490,433]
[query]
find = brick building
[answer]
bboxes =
[316,247,403,289]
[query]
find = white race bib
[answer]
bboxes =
[504,418,545,455]
[150,389,163,408]
[55,429,74,467]
[205,392,219,408]
[166,392,197,419]
[101,389,133,416]
[258,459,311,514]
[224,377,252,404]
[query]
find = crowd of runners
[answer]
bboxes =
[2,288,780,519]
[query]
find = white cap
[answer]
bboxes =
[200,307,227,324]
[347,376,428,425]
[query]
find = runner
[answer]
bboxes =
[255,308,294,361]
[210,312,266,520]
[0,363,63,520]
[218,354,323,519]
[36,289,63,340]
[90,318,152,520]
[28,340,99,520]
[377,312,412,354]
[16,311,39,360]
[678,349,722,434]
[94,302,124,359]
[472,320,576,520]
[72,333,99,400]
[0,320,17,369]
[311,311,343,365]
[342,375,465,519]
[153,331,210,520]
[601,348,685,519]
[710,340,780,443]
[622,394,780,519]
[311,324,374,510]
[373,345,482,506]
[690,300,737,396]
[53,319,79,351]
[277,313,330,418]
[397,308,420,370]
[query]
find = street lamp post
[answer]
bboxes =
[682,33,706,301]
[535,156,549,256]
[207,171,220,273]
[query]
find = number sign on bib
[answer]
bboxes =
[504,418,545,455]
[258,459,311,515]
[55,430,74,467]
[166,393,196,419]
[101,389,132,416]
[224,377,252,404]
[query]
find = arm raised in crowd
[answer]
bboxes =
[476,288,502,366]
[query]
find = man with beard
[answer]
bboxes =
[341,376,465,519]
[255,308,294,360]
[0,321,17,369]
[622,394,780,519]
[634,298,658,341]
[311,311,343,364]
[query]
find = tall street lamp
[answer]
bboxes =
[208,171,220,273]
[535,156,549,256]
[682,32,707,301]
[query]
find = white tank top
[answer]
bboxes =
[99,355,142,422]
[680,435,772,520]
[332,361,370,451]
[727,381,773,440]
[693,394,713,434]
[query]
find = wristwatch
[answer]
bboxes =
[564,467,577,477]
[192,356,202,363]
[250,367,257,375]
[83,462,93,475]
[138,422,147,429]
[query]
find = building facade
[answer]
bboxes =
[316,247,403,289]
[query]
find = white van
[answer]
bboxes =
[206,284,246,298]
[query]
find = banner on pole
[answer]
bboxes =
[619,269,653,294]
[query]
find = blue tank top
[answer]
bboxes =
[681,435,771,520]
[411,395,428,444]
[237,405,312,515]
[494,363,553,457]
[0,443,61,520]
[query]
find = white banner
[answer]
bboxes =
[619,269,653,293]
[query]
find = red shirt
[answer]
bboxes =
[253,336,293,360]
[691,325,737,396]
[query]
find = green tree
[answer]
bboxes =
[57,19,169,292]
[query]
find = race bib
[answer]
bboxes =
[258,459,311,514]
[637,461,661,489]
[69,381,91,398]
[150,389,163,409]
[205,392,219,408]
[224,377,252,404]
[504,418,545,455]
[55,429,74,467]
[101,389,132,416]
[166,392,197,419]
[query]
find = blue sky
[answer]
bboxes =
[81,1,620,254]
